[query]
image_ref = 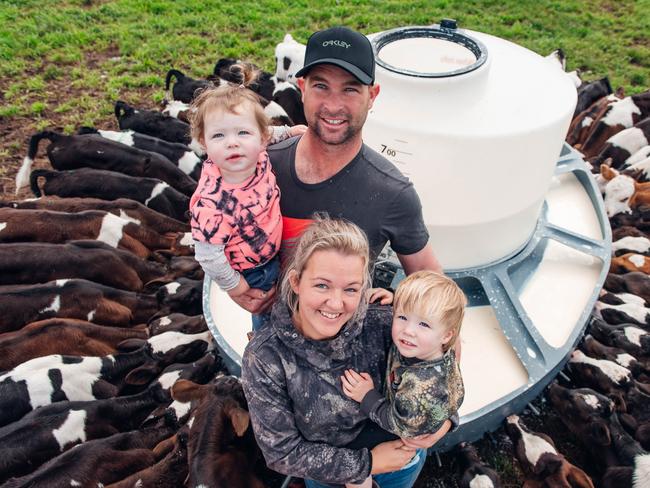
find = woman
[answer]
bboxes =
[242,216,451,487]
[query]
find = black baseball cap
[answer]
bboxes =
[296,26,375,85]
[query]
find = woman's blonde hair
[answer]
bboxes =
[279,215,372,324]
[189,79,270,144]
[394,271,467,352]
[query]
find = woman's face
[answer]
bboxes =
[290,249,365,341]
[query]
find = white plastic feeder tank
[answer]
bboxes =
[204,21,611,449]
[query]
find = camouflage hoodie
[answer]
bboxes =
[360,346,464,438]
[241,302,393,485]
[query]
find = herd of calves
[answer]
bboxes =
[0,53,650,488]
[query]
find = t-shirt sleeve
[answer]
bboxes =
[383,184,429,255]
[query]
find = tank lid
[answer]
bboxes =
[373,22,488,78]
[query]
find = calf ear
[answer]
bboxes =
[125,363,161,385]
[226,402,250,437]
[567,464,596,488]
[535,453,563,476]
[590,421,611,446]
[171,379,204,403]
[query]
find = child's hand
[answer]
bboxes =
[367,287,393,305]
[341,369,374,403]
[289,124,307,137]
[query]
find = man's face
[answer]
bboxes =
[298,64,380,146]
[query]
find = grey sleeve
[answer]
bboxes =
[269,125,292,145]
[384,185,430,256]
[194,241,241,291]
[242,352,372,485]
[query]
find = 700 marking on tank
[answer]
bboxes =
[378,140,413,176]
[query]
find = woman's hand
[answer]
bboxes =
[400,419,451,449]
[366,287,393,305]
[370,440,415,474]
[341,369,374,403]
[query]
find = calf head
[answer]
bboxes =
[172,376,265,488]
[156,277,203,316]
[274,33,306,84]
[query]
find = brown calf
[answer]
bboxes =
[0,279,158,333]
[0,318,148,371]
[3,196,189,233]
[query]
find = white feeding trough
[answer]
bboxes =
[204,21,611,448]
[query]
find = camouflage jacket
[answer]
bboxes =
[241,302,393,485]
[360,345,464,438]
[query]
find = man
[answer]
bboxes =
[233,26,442,315]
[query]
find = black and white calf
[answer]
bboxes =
[274,33,305,85]
[115,100,202,154]
[30,168,190,222]
[78,126,203,180]
[164,68,212,104]
[16,131,197,196]
[0,384,169,482]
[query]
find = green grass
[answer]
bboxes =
[0,0,648,152]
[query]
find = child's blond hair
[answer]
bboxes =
[394,271,466,352]
[189,83,270,144]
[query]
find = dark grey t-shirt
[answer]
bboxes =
[268,137,429,260]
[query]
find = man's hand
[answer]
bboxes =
[401,419,451,449]
[229,285,277,314]
[341,369,374,403]
[366,287,393,305]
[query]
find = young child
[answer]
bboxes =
[341,271,466,488]
[189,81,304,328]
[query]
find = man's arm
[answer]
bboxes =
[396,244,442,275]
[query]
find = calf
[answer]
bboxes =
[595,118,650,169]
[0,208,151,258]
[171,376,266,488]
[6,196,189,233]
[115,100,199,151]
[162,99,193,123]
[612,235,650,256]
[156,277,204,316]
[105,428,189,488]
[149,313,207,336]
[588,318,650,358]
[604,272,650,303]
[273,80,306,125]
[165,68,212,103]
[274,33,305,85]
[1,425,176,488]
[0,240,185,291]
[574,77,612,118]
[602,453,650,488]
[547,382,616,465]
[17,131,197,196]
[568,349,633,396]
[505,414,594,488]
[0,207,190,257]
[30,168,189,222]
[1,330,213,419]
[594,295,650,326]
[581,334,649,378]
[78,126,203,180]
[610,252,650,274]
[0,318,148,371]
[0,384,169,482]
[0,365,117,428]
[457,442,502,488]
[0,279,157,333]
[581,90,650,158]
[567,94,620,148]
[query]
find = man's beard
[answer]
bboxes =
[311,111,363,146]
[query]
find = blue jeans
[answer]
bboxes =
[304,448,426,488]
[242,255,279,331]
